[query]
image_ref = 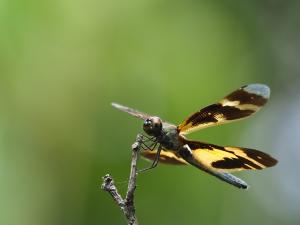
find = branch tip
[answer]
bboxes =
[102,135,141,225]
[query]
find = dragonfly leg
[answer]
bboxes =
[137,145,162,173]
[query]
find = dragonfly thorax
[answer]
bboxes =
[143,117,162,137]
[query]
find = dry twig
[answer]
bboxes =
[101,134,142,225]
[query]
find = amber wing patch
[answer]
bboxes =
[184,139,277,172]
[178,84,270,135]
[141,149,188,165]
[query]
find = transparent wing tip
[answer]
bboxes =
[111,102,129,111]
[243,84,270,99]
[111,102,122,108]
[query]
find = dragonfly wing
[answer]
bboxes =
[111,102,152,120]
[180,138,277,173]
[178,84,270,135]
[141,149,188,165]
[178,144,249,189]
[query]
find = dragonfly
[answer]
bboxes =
[112,84,278,189]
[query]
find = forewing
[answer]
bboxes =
[111,102,152,120]
[183,139,277,173]
[141,149,188,165]
[178,84,270,134]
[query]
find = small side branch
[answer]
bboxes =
[101,134,142,225]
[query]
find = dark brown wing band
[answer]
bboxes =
[178,84,270,134]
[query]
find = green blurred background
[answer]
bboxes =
[1,1,300,225]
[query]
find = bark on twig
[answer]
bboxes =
[101,134,142,225]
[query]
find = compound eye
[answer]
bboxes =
[152,117,162,130]
[143,118,153,135]
[143,119,152,127]
[143,117,162,136]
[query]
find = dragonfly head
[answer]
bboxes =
[143,116,162,137]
